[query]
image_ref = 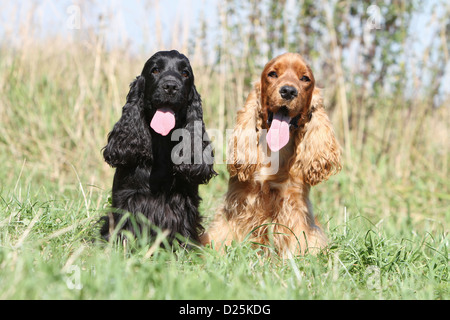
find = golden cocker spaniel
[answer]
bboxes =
[205,53,342,256]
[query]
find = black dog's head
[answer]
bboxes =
[139,50,199,136]
[103,50,215,184]
[142,50,195,112]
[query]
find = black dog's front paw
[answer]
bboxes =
[173,163,217,184]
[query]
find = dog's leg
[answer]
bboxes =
[205,210,236,251]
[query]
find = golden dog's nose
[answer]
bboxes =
[279,85,298,100]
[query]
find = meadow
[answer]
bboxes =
[0,1,448,300]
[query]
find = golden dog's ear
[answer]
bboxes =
[227,83,262,181]
[291,88,342,186]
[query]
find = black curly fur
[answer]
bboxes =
[100,50,216,245]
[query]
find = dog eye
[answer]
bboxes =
[151,68,160,75]
[300,75,310,82]
[181,70,190,78]
[268,71,278,78]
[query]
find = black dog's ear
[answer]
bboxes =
[172,86,217,184]
[103,76,152,167]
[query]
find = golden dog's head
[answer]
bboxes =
[228,52,341,185]
[260,52,315,129]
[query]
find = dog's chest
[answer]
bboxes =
[255,135,297,192]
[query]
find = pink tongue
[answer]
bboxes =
[150,108,176,136]
[266,112,291,152]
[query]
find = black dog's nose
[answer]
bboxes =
[279,86,298,101]
[162,81,179,95]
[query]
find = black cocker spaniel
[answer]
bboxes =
[101,50,216,246]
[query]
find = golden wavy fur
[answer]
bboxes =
[204,53,342,256]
